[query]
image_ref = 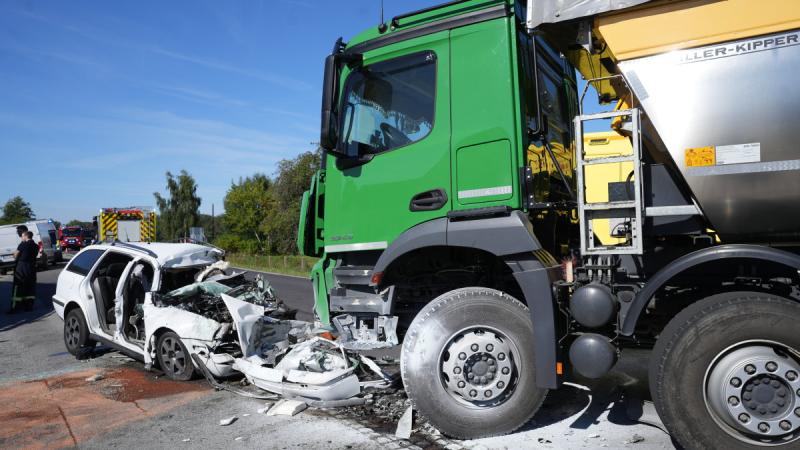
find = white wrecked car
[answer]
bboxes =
[53,242,281,380]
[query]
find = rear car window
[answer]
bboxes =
[66,249,105,276]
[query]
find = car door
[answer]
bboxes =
[0,226,18,265]
[78,249,131,338]
[57,248,105,325]
[111,260,136,342]
[36,223,55,260]
[323,30,450,253]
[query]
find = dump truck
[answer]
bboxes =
[98,207,156,242]
[297,1,800,447]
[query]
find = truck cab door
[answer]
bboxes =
[298,170,324,257]
[523,35,578,203]
[323,31,450,254]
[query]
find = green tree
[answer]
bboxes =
[214,150,319,255]
[199,213,226,242]
[221,174,273,252]
[66,219,92,228]
[153,170,202,240]
[1,196,35,224]
[263,150,320,254]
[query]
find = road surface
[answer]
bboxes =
[0,263,677,449]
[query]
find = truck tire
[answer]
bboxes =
[156,331,195,381]
[400,287,546,439]
[650,292,800,449]
[64,307,96,359]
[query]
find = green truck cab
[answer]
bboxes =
[300,0,800,445]
[298,0,576,437]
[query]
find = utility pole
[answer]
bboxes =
[211,203,215,241]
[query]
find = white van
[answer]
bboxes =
[0,220,60,274]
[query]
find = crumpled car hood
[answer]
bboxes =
[161,247,224,268]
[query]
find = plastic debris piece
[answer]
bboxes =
[182,438,190,442]
[85,373,104,382]
[243,413,250,417]
[588,433,600,438]
[234,437,244,441]
[219,416,237,426]
[266,399,307,416]
[626,434,645,444]
[395,406,413,439]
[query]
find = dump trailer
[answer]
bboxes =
[98,207,156,242]
[298,0,800,446]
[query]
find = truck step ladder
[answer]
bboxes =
[575,75,703,256]
[575,107,644,255]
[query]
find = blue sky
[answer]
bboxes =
[0,0,442,222]
[0,0,603,223]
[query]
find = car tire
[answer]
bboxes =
[156,331,195,381]
[651,292,800,450]
[64,307,96,359]
[400,287,547,439]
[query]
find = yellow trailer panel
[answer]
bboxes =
[583,132,633,245]
[596,0,800,61]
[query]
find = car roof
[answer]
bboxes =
[91,242,223,268]
[0,221,51,233]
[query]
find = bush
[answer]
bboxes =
[225,253,317,277]
[214,234,262,254]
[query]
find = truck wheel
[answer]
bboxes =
[64,307,96,358]
[157,331,195,381]
[651,292,800,449]
[401,287,546,439]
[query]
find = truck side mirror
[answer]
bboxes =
[320,54,338,151]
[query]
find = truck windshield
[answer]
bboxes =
[63,229,81,237]
[338,51,436,156]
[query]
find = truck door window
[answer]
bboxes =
[338,51,436,156]
[517,29,539,133]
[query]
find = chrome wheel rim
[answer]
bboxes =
[439,327,518,407]
[160,336,186,376]
[704,340,800,446]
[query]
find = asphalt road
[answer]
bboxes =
[0,263,677,449]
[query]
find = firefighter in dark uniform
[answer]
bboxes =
[11,230,38,313]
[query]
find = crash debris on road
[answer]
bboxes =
[395,406,413,439]
[219,416,237,426]
[172,272,399,413]
[194,312,396,407]
[231,322,394,406]
[265,399,308,416]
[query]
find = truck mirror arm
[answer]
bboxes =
[335,153,374,170]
